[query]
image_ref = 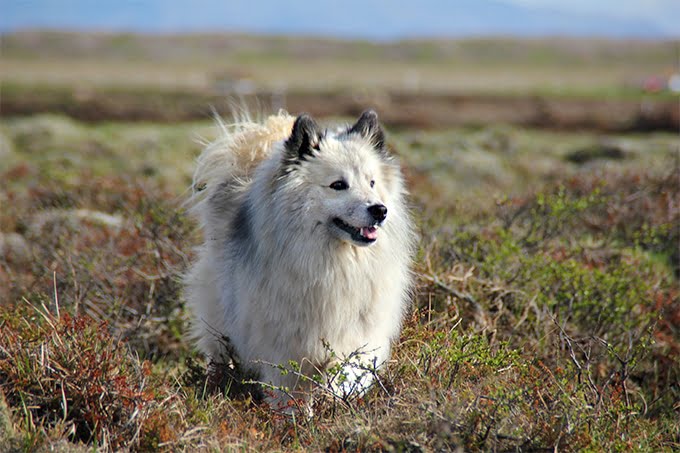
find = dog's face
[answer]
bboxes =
[281,111,396,247]
[314,148,387,247]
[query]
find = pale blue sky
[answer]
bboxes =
[1,0,678,37]
[509,0,679,35]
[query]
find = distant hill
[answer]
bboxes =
[0,0,671,39]
[2,31,674,66]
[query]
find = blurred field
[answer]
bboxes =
[2,32,679,130]
[2,32,677,93]
[1,32,679,451]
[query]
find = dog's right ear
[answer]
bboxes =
[284,114,322,164]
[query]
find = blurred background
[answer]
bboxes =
[1,4,680,450]
[1,0,679,130]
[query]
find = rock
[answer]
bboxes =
[0,232,30,265]
[28,209,124,235]
[74,209,124,229]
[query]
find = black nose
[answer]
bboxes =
[367,204,388,222]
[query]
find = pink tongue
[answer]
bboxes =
[360,226,378,240]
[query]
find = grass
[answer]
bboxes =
[2,32,677,97]
[0,114,678,451]
[5,55,673,98]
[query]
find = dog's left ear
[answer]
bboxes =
[348,110,385,151]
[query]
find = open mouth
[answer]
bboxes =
[332,218,378,244]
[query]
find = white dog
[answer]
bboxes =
[184,110,416,410]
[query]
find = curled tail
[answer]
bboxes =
[187,110,296,226]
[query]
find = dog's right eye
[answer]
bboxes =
[329,180,349,190]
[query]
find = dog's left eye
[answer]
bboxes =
[330,180,349,190]
[370,180,375,188]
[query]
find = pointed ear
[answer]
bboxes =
[348,109,385,150]
[284,113,322,163]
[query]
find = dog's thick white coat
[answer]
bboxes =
[184,111,415,405]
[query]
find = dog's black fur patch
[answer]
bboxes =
[232,202,252,243]
[230,200,257,262]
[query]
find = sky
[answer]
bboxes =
[1,0,678,38]
[509,0,679,35]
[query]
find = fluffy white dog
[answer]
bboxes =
[184,110,416,409]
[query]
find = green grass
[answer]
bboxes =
[0,115,216,191]
[0,114,678,451]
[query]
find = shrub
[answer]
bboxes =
[0,301,174,450]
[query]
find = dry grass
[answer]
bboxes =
[0,114,678,451]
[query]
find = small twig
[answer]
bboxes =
[422,273,479,307]
[53,271,60,319]
[550,315,600,403]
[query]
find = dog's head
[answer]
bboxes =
[280,110,400,247]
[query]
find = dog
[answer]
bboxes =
[184,110,416,410]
